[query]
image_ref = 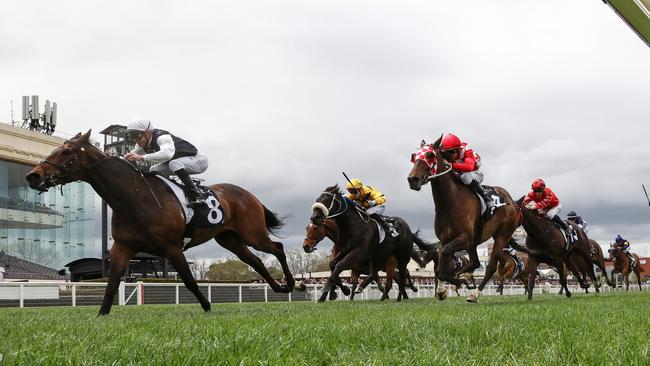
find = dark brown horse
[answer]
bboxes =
[509,196,596,300]
[310,185,426,302]
[608,244,643,291]
[407,137,520,302]
[25,130,296,315]
[562,239,613,294]
[303,219,427,300]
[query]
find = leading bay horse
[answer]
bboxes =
[26,130,296,315]
[407,137,520,302]
[608,244,643,291]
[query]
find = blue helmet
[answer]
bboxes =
[615,234,624,243]
[567,211,578,219]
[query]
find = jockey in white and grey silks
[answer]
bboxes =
[124,118,209,206]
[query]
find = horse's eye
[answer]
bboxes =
[425,151,435,159]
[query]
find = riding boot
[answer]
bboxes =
[551,215,573,248]
[369,213,399,238]
[469,180,493,213]
[175,169,208,206]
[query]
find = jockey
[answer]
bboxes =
[566,211,589,233]
[346,178,398,237]
[124,118,209,207]
[439,133,493,211]
[614,234,635,264]
[523,178,573,240]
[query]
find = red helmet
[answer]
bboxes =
[441,133,461,151]
[531,178,546,190]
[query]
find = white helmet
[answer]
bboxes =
[125,118,153,133]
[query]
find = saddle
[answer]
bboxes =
[552,220,578,251]
[155,175,225,245]
[476,185,507,221]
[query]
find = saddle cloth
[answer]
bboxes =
[370,216,399,245]
[156,175,225,243]
[476,185,507,217]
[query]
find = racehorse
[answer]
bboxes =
[310,185,426,302]
[303,219,427,300]
[419,248,477,298]
[25,130,296,316]
[509,197,596,300]
[608,244,643,291]
[407,137,520,302]
[494,249,532,295]
[561,239,613,294]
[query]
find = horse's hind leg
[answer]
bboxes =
[248,235,296,290]
[216,232,291,293]
[166,248,211,312]
[556,260,571,298]
[99,242,134,316]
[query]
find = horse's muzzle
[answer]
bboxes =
[303,241,315,253]
[25,172,49,192]
[407,176,422,191]
[310,212,324,225]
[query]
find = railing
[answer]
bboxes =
[0,281,648,309]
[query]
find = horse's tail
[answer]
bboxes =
[263,205,285,236]
[412,230,436,252]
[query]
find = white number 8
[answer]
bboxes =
[206,196,223,224]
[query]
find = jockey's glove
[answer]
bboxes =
[367,200,376,207]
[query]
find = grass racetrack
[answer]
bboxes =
[1,291,649,365]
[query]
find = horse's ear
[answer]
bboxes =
[78,129,92,144]
[432,134,443,149]
[420,139,427,147]
[72,132,82,139]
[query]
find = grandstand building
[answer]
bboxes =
[0,122,99,272]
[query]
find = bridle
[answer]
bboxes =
[38,140,87,189]
[311,192,349,219]
[412,145,453,184]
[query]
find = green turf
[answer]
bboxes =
[1,292,649,365]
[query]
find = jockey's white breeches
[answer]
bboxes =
[541,204,562,219]
[460,170,484,185]
[150,153,209,176]
[367,204,386,215]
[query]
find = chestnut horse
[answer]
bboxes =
[608,245,643,291]
[509,197,596,300]
[25,130,295,315]
[495,249,531,295]
[303,219,428,300]
[419,248,477,299]
[407,137,519,302]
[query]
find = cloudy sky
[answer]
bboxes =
[1,1,649,259]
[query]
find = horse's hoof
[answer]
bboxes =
[466,290,479,303]
[294,281,307,292]
[565,291,572,298]
[329,291,338,301]
[435,289,448,301]
[340,286,351,296]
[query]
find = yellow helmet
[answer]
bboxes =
[346,178,363,191]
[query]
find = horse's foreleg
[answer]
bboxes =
[637,270,643,291]
[477,236,507,291]
[625,272,630,291]
[98,242,134,316]
[167,248,211,312]
[556,260,571,298]
[323,249,361,301]
[527,257,539,300]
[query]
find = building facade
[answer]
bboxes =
[0,122,98,270]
